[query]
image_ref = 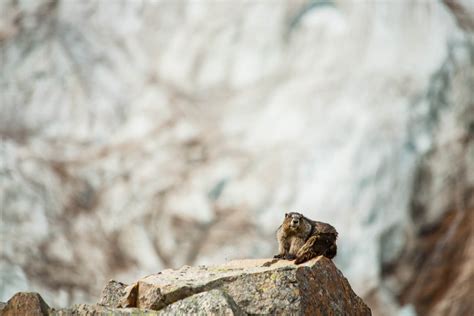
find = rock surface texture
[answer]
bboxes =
[101,257,370,315]
[1,0,473,315]
[0,258,371,315]
[1,292,50,316]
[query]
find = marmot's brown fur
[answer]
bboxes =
[273,212,338,264]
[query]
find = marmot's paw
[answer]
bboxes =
[294,255,310,264]
[285,254,297,260]
[294,258,304,264]
[273,254,284,259]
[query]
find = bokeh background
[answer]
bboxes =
[1,0,473,315]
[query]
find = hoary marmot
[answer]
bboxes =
[274,212,338,264]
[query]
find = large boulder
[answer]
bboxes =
[100,257,371,315]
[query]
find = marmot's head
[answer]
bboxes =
[283,212,304,231]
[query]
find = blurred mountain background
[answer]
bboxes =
[1,0,473,315]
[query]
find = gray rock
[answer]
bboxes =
[97,280,129,308]
[49,304,159,316]
[157,289,245,316]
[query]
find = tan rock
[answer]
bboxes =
[100,257,371,315]
[2,292,50,316]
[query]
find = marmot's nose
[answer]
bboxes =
[292,220,299,225]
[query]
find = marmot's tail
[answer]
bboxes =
[324,244,337,259]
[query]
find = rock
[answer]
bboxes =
[97,280,129,308]
[1,292,50,316]
[49,304,159,315]
[1,292,158,316]
[100,257,371,315]
[157,289,245,315]
[395,208,474,316]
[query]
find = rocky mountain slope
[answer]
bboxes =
[1,0,473,315]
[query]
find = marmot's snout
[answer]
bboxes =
[287,213,301,228]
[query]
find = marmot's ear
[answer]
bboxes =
[285,213,289,218]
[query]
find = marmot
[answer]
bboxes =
[274,212,338,264]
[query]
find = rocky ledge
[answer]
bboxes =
[1,257,371,315]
